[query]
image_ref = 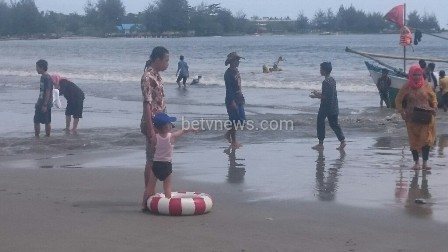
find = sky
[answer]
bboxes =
[33,0,448,29]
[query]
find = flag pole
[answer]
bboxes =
[403,3,406,72]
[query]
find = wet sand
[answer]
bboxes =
[2,86,448,251]
[1,142,448,252]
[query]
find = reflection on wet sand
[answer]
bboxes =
[437,134,448,157]
[224,147,246,184]
[315,150,345,201]
[394,169,408,204]
[405,171,433,218]
[373,136,393,149]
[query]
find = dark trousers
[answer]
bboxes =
[317,111,345,144]
[176,75,187,85]
[379,90,390,108]
[412,145,430,162]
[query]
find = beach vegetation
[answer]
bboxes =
[0,0,442,39]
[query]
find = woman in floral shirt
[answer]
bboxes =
[140,46,169,211]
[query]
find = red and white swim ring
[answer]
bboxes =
[147,191,213,216]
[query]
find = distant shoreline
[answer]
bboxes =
[0,32,403,41]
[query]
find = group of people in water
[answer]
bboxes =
[138,46,347,208]
[263,56,285,73]
[376,59,448,111]
[33,46,444,209]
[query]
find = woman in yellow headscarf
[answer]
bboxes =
[396,64,438,170]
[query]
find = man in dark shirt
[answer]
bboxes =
[34,59,53,137]
[377,68,392,108]
[427,63,438,90]
[52,75,85,133]
[310,62,345,151]
[224,52,245,148]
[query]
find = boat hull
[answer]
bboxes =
[365,61,442,108]
[366,67,406,108]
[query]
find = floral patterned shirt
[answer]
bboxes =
[141,67,166,117]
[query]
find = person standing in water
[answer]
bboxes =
[34,59,53,137]
[224,52,246,148]
[176,55,189,88]
[51,75,85,133]
[376,68,392,108]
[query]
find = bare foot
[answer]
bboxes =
[336,142,346,150]
[312,144,324,150]
[224,132,231,143]
[422,163,431,170]
[231,142,242,149]
[412,163,421,170]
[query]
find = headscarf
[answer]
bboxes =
[407,64,425,89]
[51,74,67,89]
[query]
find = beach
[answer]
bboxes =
[1,161,448,252]
[2,85,448,251]
[1,35,448,251]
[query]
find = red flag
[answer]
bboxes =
[384,5,404,27]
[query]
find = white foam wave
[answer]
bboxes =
[0,69,378,93]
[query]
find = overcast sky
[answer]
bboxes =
[33,0,448,28]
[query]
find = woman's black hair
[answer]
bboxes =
[144,46,169,71]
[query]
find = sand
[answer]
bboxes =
[1,143,447,252]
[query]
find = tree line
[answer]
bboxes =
[0,0,442,38]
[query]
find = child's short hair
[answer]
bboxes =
[440,70,446,78]
[36,59,48,71]
[320,62,332,74]
[382,68,389,74]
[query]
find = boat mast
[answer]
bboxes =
[403,3,406,72]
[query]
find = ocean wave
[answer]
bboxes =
[0,68,377,93]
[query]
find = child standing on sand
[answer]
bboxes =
[146,112,197,200]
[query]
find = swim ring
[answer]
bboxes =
[147,191,213,216]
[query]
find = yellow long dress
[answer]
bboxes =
[395,84,437,151]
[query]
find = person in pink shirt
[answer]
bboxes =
[146,112,197,200]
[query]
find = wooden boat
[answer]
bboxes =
[347,47,447,108]
[346,4,448,108]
